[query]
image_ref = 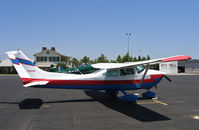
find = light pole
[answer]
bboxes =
[125,33,131,62]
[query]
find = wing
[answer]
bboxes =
[91,55,191,69]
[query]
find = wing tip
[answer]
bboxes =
[161,55,191,62]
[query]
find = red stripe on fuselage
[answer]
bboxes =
[21,74,164,86]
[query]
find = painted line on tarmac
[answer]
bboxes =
[137,101,157,105]
[137,99,168,105]
[153,100,168,106]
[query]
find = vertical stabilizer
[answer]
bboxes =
[6,50,48,81]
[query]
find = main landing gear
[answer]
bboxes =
[119,90,156,102]
[120,90,138,102]
[105,90,156,102]
[142,90,156,98]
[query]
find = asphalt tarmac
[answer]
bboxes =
[0,75,199,130]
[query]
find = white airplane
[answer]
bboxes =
[6,50,191,102]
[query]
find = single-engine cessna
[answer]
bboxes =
[6,50,191,102]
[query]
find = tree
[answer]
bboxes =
[142,56,146,61]
[56,63,67,69]
[90,59,97,64]
[138,56,141,61]
[147,55,151,60]
[97,54,109,63]
[110,60,117,63]
[122,52,132,62]
[71,57,79,67]
[81,56,90,64]
[116,55,123,63]
[133,57,137,62]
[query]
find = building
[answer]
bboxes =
[0,59,16,74]
[156,60,199,74]
[178,59,199,73]
[159,61,178,74]
[34,47,71,71]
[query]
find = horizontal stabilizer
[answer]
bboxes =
[23,81,49,87]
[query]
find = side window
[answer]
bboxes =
[126,68,135,75]
[120,68,135,76]
[105,69,119,77]
[120,69,126,76]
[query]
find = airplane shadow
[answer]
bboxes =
[84,90,171,122]
[0,91,171,122]
[0,98,96,109]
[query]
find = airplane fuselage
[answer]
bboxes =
[21,68,164,90]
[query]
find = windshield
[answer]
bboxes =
[136,65,144,73]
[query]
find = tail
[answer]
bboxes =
[6,50,49,87]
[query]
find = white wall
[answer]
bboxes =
[159,61,178,74]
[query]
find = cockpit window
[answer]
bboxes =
[136,65,144,73]
[120,68,135,76]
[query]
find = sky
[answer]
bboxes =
[0,0,198,60]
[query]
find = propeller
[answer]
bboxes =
[163,75,172,82]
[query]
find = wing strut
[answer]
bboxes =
[138,64,149,88]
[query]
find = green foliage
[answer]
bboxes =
[110,60,117,63]
[116,55,123,63]
[133,57,137,61]
[122,52,133,62]
[69,53,151,67]
[80,56,90,64]
[142,56,146,61]
[71,57,79,67]
[147,55,151,60]
[97,54,109,63]
[56,63,67,69]
[138,56,141,61]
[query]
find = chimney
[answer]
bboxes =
[51,47,56,51]
[42,47,47,51]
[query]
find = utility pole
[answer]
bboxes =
[125,33,131,62]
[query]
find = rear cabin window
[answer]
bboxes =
[120,68,135,76]
[105,69,119,76]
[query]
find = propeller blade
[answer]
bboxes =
[163,75,172,82]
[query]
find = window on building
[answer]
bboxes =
[36,57,40,62]
[41,57,44,62]
[57,57,60,62]
[44,57,47,61]
[49,57,52,62]
[53,57,56,62]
